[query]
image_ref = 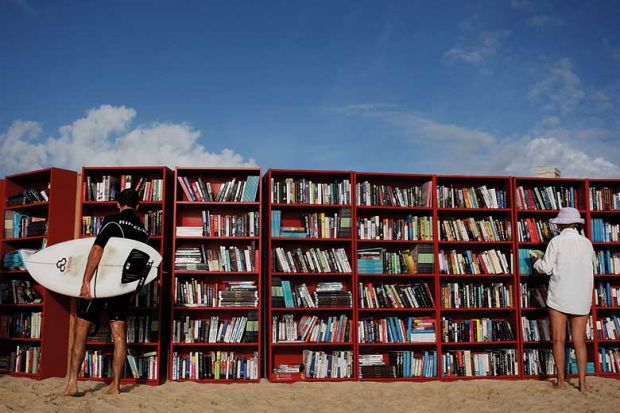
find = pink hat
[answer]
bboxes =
[550,207,584,225]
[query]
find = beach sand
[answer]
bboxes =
[1,375,619,413]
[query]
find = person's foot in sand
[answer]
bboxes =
[63,381,79,397]
[553,380,566,390]
[579,380,588,393]
[105,384,120,395]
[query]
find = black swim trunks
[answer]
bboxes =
[76,208,149,323]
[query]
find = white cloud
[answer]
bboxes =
[443,31,510,66]
[335,104,495,147]
[528,58,585,116]
[334,103,620,178]
[525,14,563,27]
[502,137,620,177]
[0,105,256,175]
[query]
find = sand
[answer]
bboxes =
[1,376,619,413]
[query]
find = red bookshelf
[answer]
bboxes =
[436,175,519,379]
[1,168,77,378]
[265,169,355,382]
[77,166,173,385]
[587,178,620,377]
[171,167,261,382]
[354,172,437,381]
[513,176,597,379]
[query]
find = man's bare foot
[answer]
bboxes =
[105,384,120,395]
[63,382,79,396]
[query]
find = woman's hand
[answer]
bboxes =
[80,282,92,299]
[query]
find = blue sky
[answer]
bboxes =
[1,0,619,177]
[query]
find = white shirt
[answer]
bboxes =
[533,228,594,315]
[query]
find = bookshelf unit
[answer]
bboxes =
[78,166,173,385]
[436,175,519,380]
[1,168,77,379]
[265,169,355,382]
[171,167,262,382]
[354,172,437,381]
[513,177,595,379]
[587,178,620,377]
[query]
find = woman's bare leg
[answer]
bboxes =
[549,307,568,389]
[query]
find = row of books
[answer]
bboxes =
[271,279,352,308]
[516,218,554,243]
[272,314,351,343]
[85,175,164,202]
[439,217,510,242]
[441,318,515,343]
[521,317,551,342]
[597,316,620,340]
[436,185,507,209]
[523,349,555,375]
[273,247,352,273]
[82,211,163,236]
[358,282,434,308]
[178,176,259,203]
[358,317,436,343]
[595,282,620,307]
[440,282,513,309]
[515,185,577,210]
[356,181,432,208]
[358,351,437,378]
[302,349,353,379]
[357,245,434,274]
[438,249,511,275]
[0,279,42,304]
[519,283,547,308]
[176,211,259,237]
[357,215,433,241]
[80,350,158,379]
[271,209,352,238]
[2,345,40,374]
[0,312,42,339]
[174,244,257,272]
[599,347,620,373]
[594,250,620,275]
[175,280,258,307]
[7,187,48,206]
[591,219,620,242]
[173,314,258,344]
[171,351,259,380]
[132,282,159,307]
[442,349,518,377]
[4,211,47,238]
[270,178,352,205]
[590,187,620,211]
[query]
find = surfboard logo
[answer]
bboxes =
[56,256,73,273]
[56,258,67,272]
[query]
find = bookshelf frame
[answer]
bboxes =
[1,167,77,379]
[170,167,262,383]
[77,166,173,385]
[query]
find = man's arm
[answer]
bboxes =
[80,245,104,299]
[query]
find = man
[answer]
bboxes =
[64,188,149,396]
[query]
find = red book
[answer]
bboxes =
[177,176,194,201]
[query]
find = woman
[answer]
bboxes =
[533,207,594,392]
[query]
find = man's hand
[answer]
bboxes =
[80,282,92,299]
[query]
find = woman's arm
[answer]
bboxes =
[533,239,558,275]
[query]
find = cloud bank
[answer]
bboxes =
[335,104,620,178]
[0,105,256,175]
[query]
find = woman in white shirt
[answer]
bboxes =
[533,207,594,392]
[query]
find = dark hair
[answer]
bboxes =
[118,188,140,208]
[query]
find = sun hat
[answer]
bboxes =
[550,207,584,225]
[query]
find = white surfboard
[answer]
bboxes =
[24,237,162,298]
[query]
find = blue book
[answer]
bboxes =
[282,280,294,308]
[271,210,281,237]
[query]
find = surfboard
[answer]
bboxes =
[24,237,162,298]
